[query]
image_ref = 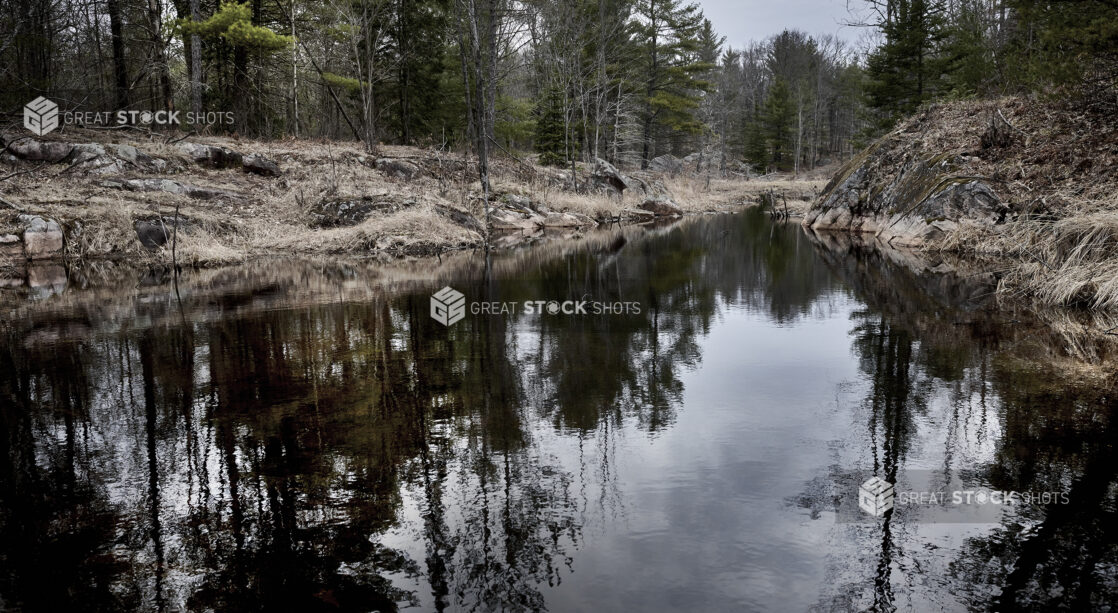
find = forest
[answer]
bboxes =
[1,0,1115,174]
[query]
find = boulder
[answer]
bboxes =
[648,154,683,175]
[620,207,657,222]
[376,158,422,180]
[435,205,485,235]
[502,193,535,212]
[542,212,584,228]
[243,153,281,176]
[590,158,634,195]
[3,139,166,173]
[489,209,543,232]
[19,215,64,259]
[7,139,73,163]
[178,142,244,168]
[804,147,1008,247]
[0,234,22,258]
[100,178,240,200]
[311,196,414,228]
[639,196,683,217]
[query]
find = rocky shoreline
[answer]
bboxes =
[0,131,820,268]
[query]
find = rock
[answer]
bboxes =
[639,196,683,217]
[0,234,22,259]
[435,205,485,234]
[648,154,683,175]
[243,153,281,176]
[100,178,240,200]
[7,139,73,163]
[620,207,657,221]
[3,139,167,173]
[490,209,543,232]
[311,196,414,228]
[67,144,125,174]
[805,148,1008,247]
[503,194,534,212]
[178,142,244,168]
[683,151,723,170]
[376,158,422,180]
[542,212,584,228]
[19,215,64,259]
[590,158,634,195]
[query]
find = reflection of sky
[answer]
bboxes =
[12,213,1048,611]
[539,293,864,611]
[379,282,1013,611]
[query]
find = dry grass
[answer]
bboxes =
[942,207,1118,310]
[1,127,825,267]
[854,96,1118,310]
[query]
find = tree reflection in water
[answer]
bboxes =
[1,210,1115,611]
[808,232,1118,611]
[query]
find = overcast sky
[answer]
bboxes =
[695,0,867,48]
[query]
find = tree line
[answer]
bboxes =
[2,0,1114,173]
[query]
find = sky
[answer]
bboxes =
[695,0,868,48]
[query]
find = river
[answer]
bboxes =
[1,209,1114,611]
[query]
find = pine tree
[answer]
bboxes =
[387,0,451,144]
[864,0,947,124]
[744,115,768,172]
[535,87,569,166]
[632,0,714,168]
[1008,0,1118,100]
[763,77,796,170]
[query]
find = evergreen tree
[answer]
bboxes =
[1008,0,1118,100]
[534,87,568,166]
[631,0,714,167]
[763,77,796,170]
[864,0,947,123]
[939,0,996,97]
[744,114,768,172]
[387,0,452,144]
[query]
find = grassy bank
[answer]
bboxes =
[810,96,1118,311]
[0,128,824,268]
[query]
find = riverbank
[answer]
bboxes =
[0,128,822,269]
[804,96,1118,310]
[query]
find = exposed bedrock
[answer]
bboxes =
[804,142,1009,247]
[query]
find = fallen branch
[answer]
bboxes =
[0,167,38,182]
[0,194,25,211]
[166,130,195,145]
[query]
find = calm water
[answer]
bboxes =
[1,210,1115,612]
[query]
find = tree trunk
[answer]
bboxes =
[148,0,174,112]
[191,0,203,117]
[108,0,129,109]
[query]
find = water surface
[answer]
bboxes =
[1,210,1115,611]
